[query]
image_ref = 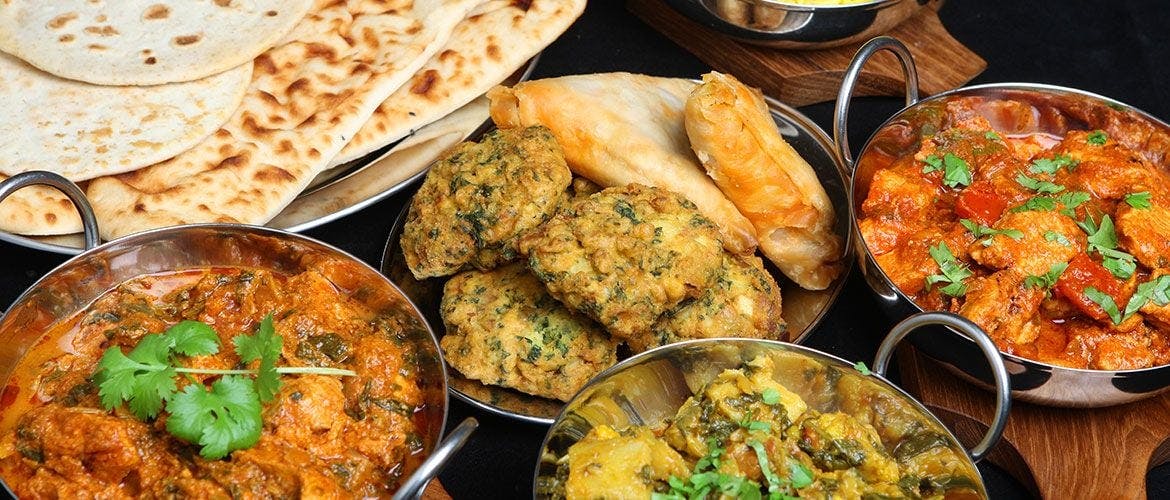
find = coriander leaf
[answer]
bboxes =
[1016,174,1065,194]
[1057,191,1091,217]
[1024,262,1068,290]
[166,375,262,460]
[1044,231,1072,246]
[1028,154,1078,175]
[1078,214,1136,279]
[1087,130,1108,145]
[941,153,973,188]
[1101,254,1137,280]
[787,459,814,489]
[129,368,177,419]
[1084,287,1123,325]
[234,314,283,403]
[164,320,220,357]
[745,421,772,432]
[960,218,1023,246]
[921,154,944,173]
[1125,191,1152,209]
[95,333,181,419]
[1009,196,1056,213]
[985,131,1002,141]
[761,387,781,406]
[853,361,871,375]
[1124,275,1170,317]
[95,348,151,411]
[746,439,784,494]
[925,242,972,297]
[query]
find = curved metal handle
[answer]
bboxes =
[833,36,921,170]
[392,417,478,500]
[872,311,1010,463]
[0,171,99,250]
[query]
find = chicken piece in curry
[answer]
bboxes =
[551,355,981,499]
[627,253,786,353]
[520,183,726,341]
[0,267,431,498]
[401,124,572,279]
[858,94,1170,370]
[439,263,618,401]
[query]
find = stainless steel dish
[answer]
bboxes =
[0,56,540,255]
[664,0,935,49]
[533,311,1010,499]
[379,92,854,425]
[0,173,472,499]
[836,36,1170,407]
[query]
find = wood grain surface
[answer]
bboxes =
[627,0,986,106]
[897,345,1170,499]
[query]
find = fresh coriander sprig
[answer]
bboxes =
[94,315,356,459]
[1123,275,1170,318]
[922,153,973,188]
[1087,130,1108,145]
[1016,174,1065,194]
[1028,154,1078,175]
[925,242,973,297]
[1084,287,1124,325]
[1024,262,1069,291]
[1125,192,1152,209]
[959,219,1023,247]
[1077,214,1137,279]
[1044,231,1072,246]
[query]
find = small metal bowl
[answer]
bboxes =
[836,37,1170,407]
[533,311,1010,499]
[664,0,936,49]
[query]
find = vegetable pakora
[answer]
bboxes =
[520,184,725,341]
[439,263,618,401]
[401,125,571,279]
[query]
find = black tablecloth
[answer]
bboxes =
[3,1,1170,498]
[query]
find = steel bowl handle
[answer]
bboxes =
[872,311,1010,463]
[392,417,478,500]
[833,36,921,170]
[0,171,99,250]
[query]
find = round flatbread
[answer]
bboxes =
[0,53,251,181]
[0,0,313,85]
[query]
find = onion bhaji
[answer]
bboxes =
[520,184,725,341]
[439,263,618,402]
[626,253,786,353]
[400,125,571,279]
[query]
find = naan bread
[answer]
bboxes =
[330,0,585,167]
[0,0,313,85]
[0,180,82,236]
[685,72,843,290]
[488,73,758,255]
[86,0,481,241]
[0,53,251,181]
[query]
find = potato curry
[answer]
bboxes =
[858,93,1170,370]
[0,267,429,498]
[550,356,981,499]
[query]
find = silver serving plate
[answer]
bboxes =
[838,37,1170,407]
[533,312,1010,499]
[380,92,854,425]
[0,56,540,255]
[664,0,935,49]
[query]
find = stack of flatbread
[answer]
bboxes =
[0,0,585,241]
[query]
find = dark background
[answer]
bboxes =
[3,0,1170,498]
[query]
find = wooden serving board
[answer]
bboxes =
[627,0,986,106]
[896,345,1170,499]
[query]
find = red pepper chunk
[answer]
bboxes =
[1054,253,1130,323]
[955,184,1007,225]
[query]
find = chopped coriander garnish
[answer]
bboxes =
[922,153,973,188]
[1085,286,1123,324]
[1125,191,1152,209]
[1009,196,1057,213]
[1077,214,1137,279]
[960,218,1024,246]
[746,439,785,495]
[1016,174,1066,194]
[1028,154,1078,175]
[925,241,973,296]
[94,315,356,459]
[1123,275,1170,318]
[1087,130,1108,145]
[661,439,762,500]
[1057,191,1091,217]
[853,361,871,376]
[761,387,781,406]
[787,459,814,489]
[1044,231,1072,246]
[985,131,1002,141]
[1024,262,1069,290]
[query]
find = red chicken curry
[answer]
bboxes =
[858,93,1170,370]
[0,267,429,498]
